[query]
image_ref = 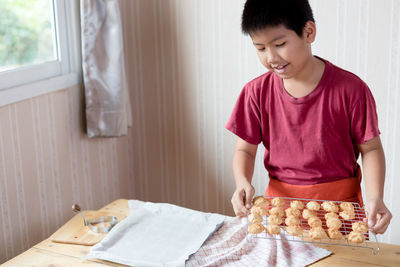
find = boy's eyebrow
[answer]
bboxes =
[253,35,286,45]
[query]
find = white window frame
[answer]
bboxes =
[0,0,82,107]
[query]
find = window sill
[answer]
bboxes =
[0,73,81,107]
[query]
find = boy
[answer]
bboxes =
[226,0,391,234]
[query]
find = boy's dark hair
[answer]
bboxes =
[242,0,315,37]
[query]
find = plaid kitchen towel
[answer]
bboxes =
[85,200,225,267]
[186,216,332,267]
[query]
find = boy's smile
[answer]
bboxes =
[250,23,316,81]
[272,63,289,74]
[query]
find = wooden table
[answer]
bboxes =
[3,199,400,266]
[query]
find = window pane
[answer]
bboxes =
[0,0,57,73]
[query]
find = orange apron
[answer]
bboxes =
[265,165,364,206]
[265,166,367,237]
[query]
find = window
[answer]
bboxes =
[0,0,57,72]
[0,0,81,106]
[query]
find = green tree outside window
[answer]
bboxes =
[0,0,56,72]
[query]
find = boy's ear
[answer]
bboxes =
[303,21,316,43]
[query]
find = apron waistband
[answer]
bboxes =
[265,166,364,206]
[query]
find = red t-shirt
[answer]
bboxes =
[226,57,380,185]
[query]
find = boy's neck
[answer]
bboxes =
[282,56,325,99]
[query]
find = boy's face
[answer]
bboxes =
[251,22,315,80]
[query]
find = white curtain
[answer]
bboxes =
[80,0,132,137]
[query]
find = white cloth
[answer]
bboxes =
[85,200,225,267]
[187,217,332,267]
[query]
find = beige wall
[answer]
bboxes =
[0,84,134,263]
[2,0,400,263]
[118,0,244,214]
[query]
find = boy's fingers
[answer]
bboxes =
[372,212,392,234]
[373,223,389,234]
[231,198,240,215]
[366,205,377,228]
[238,189,247,207]
[372,220,388,234]
[241,190,251,215]
[233,203,248,217]
[232,189,244,205]
[232,189,248,217]
[239,207,249,217]
[244,187,254,208]
[233,203,244,217]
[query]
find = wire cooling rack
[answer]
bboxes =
[248,196,380,254]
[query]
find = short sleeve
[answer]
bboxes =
[225,84,262,145]
[350,83,381,144]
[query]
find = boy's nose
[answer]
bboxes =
[267,55,281,66]
[265,49,280,64]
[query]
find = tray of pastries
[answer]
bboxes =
[247,196,380,254]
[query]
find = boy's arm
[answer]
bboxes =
[357,136,392,234]
[231,137,258,217]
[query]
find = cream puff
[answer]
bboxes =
[327,228,343,240]
[255,200,270,208]
[271,197,286,207]
[302,209,317,219]
[285,216,300,226]
[308,216,322,228]
[285,207,301,217]
[251,206,268,216]
[267,214,283,225]
[290,200,305,210]
[266,224,281,235]
[248,223,264,234]
[248,213,263,224]
[286,225,303,236]
[306,201,321,211]
[352,222,369,233]
[326,217,342,230]
[339,210,355,220]
[321,201,339,213]
[252,195,267,205]
[340,202,355,213]
[324,212,339,220]
[347,231,365,243]
[269,207,284,217]
[309,227,328,240]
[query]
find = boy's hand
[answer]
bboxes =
[363,199,392,234]
[231,180,255,217]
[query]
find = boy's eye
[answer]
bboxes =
[276,42,286,47]
[257,47,265,51]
